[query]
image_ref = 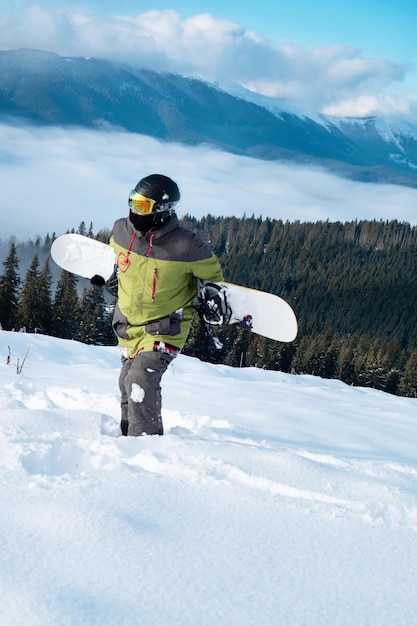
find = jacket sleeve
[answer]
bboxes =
[191,252,224,282]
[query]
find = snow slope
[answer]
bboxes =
[1,330,416,626]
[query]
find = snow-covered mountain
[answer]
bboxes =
[2,48,417,187]
[1,329,417,625]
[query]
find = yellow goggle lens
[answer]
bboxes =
[128,191,156,215]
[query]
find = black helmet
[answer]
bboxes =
[133,174,180,212]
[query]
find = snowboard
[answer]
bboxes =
[51,233,298,342]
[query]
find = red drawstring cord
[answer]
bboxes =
[127,232,137,254]
[118,232,137,272]
[146,233,155,257]
[120,231,157,300]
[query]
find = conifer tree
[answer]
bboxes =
[224,327,252,368]
[184,314,227,363]
[77,221,87,236]
[183,316,208,358]
[77,284,109,345]
[245,335,266,368]
[337,336,357,385]
[37,258,54,334]
[0,242,21,330]
[399,348,417,397]
[52,270,80,339]
[361,339,390,390]
[16,255,42,332]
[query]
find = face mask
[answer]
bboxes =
[129,211,155,233]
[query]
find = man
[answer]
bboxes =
[100,174,223,437]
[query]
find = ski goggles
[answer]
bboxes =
[128,190,156,215]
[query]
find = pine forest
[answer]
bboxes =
[1,217,417,397]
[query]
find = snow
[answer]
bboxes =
[327,114,417,145]
[208,78,328,125]
[1,330,416,626]
[130,383,145,403]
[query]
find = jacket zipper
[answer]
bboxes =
[146,233,157,301]
[151,268,157,301]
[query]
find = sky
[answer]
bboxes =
[1,329,417,625]
[2,1,417,237]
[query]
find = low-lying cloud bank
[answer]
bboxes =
[1,123,417,240]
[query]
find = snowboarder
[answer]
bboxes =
[92,174,223,437]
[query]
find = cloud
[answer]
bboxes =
[322,92,417,119]
[1,123,417,241]
[241,44,408,116]
[0,5,415,120]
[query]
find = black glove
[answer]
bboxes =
[91,274,106,287]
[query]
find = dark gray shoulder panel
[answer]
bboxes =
[111,218,213,262]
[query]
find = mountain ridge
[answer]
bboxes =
[2,48,417,187]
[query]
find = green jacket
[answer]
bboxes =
[109,215,223,358]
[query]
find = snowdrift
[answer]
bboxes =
[1,330,416,626]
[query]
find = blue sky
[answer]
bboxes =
[0,0,417,62]
[2,0,414,63]
[1,0,417,120]
[68,0,417,63]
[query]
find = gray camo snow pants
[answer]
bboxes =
[119,351,175,436]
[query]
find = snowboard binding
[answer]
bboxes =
[196,282,232,327]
